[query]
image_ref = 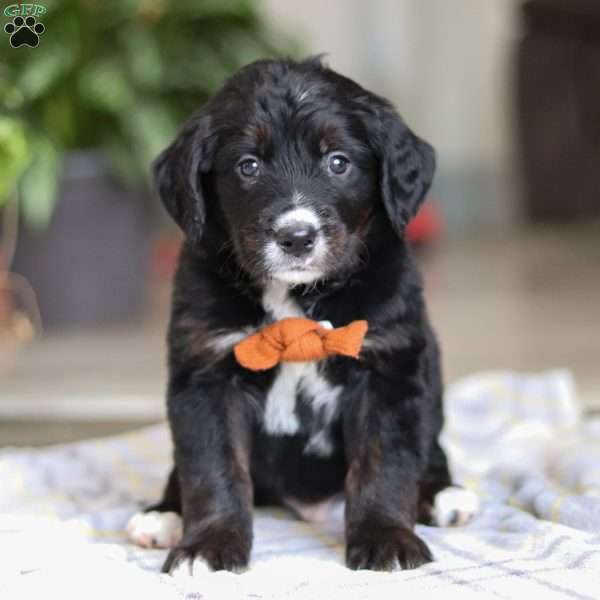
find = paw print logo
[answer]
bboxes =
[4,15,45,48]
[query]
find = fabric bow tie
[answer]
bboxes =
[234,317,369,371]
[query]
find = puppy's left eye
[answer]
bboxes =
[328,153,351,175]
[238,157,260,178]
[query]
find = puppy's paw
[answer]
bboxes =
[162,527,251,574]
[346,524,433,571]
[126,510,182,548]
[432,486,480,527]
[169,553,212,578]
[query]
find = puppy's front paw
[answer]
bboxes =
[126,511,182,549]
[432,486,480,527]
[162,526,251,574]
[346,524,433,571]
[163,543,250,575]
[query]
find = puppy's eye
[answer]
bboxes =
[328,153,350,175]
[238,157,260,178]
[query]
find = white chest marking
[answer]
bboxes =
[261,281,340,444]
[262,279,303,320]
[264,361,305,435]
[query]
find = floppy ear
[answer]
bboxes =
[378,108,436,237]
[152,113,217,241]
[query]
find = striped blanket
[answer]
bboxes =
[2,370,600,599]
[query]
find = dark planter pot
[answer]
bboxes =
[13,151,150,328]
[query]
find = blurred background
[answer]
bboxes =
[1,0,599,445]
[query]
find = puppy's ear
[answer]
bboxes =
[153,113,217,241]
[378,108,436,236]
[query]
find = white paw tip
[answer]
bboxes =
[126,510,182,549]
[433,486,480,527]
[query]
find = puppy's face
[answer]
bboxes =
[154,58,435,284]
[212,88,379,284]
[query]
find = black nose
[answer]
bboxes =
[275,224,316,257]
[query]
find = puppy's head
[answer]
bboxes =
[154,57,435,285]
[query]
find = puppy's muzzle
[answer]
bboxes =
[274,224,317,257]
[263,206,327,283]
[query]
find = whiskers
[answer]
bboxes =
[298,278,321,295]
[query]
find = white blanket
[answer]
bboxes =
[2,370,600,599]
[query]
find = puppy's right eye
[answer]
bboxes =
[238,157,260,178]
[327,153,351,176]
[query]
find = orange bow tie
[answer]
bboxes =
[234,317,368,371]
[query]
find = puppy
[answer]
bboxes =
[126,57,478,573]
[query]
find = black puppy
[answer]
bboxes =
[126,57,478,573]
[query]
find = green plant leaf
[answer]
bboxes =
[0,117,30,206]
[0,0,299,227]
[15,45,73,102]
[39,90,79,148]
[78,59,135,114]
[0,83,26,111]
[19,137,60,229]
[122,101,178,173]
[120,27,163,90]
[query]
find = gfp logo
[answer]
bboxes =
[4,4,46,47]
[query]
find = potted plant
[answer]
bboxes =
[0,0,291,327]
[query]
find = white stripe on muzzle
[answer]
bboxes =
[275,207,321,230]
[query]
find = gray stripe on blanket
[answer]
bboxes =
[433,537,596,600]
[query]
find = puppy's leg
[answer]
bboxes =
[127,467,183,549]
[418,442,480,527]
[127,467,182,549]
[417,441,451,524]
[162,380,254,574]
[343,374,433,571]
[148,467,182,514]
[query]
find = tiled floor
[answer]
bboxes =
[1,224,599,446]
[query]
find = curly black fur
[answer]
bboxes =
[149,56,451,573]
